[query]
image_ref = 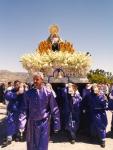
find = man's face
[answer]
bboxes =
[14,82,20,91]
[86,84,91,89]
[93,86,99,94]
[33,76,43,88]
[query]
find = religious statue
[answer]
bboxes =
[47,24,61,51]
[37,24,75,54]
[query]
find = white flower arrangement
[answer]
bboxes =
[20,51,92,77]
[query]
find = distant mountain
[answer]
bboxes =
[0,70,28,83]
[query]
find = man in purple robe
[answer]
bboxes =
[108,89,113,133]
[66,83,82,144]
[24,72,60,150]
[80,84,92,133]
[2,80,25,148]
[89,85,108,148]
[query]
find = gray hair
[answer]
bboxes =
[32,72,44,79]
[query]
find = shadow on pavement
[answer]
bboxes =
[50,130,100,146]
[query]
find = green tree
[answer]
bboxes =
[87,69,113,84]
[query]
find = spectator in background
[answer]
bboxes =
[0,83,5,104]
[7,82,13,91]
[5,82,13,105]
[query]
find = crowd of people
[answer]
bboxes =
[0,73,113,150]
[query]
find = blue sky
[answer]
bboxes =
[0,0,113,73]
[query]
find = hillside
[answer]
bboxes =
[0,70,28,83]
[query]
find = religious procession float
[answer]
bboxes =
[20,24,92,83]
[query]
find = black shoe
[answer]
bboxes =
[111,127,113,132]
[14,132,21,142]
[14,132,25,142]
[100,141,105,148]
[20,134,25,142]
[89,136,95,143]
[1,140,12,148]
[15,137,20,142]
[70,140,75,144]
